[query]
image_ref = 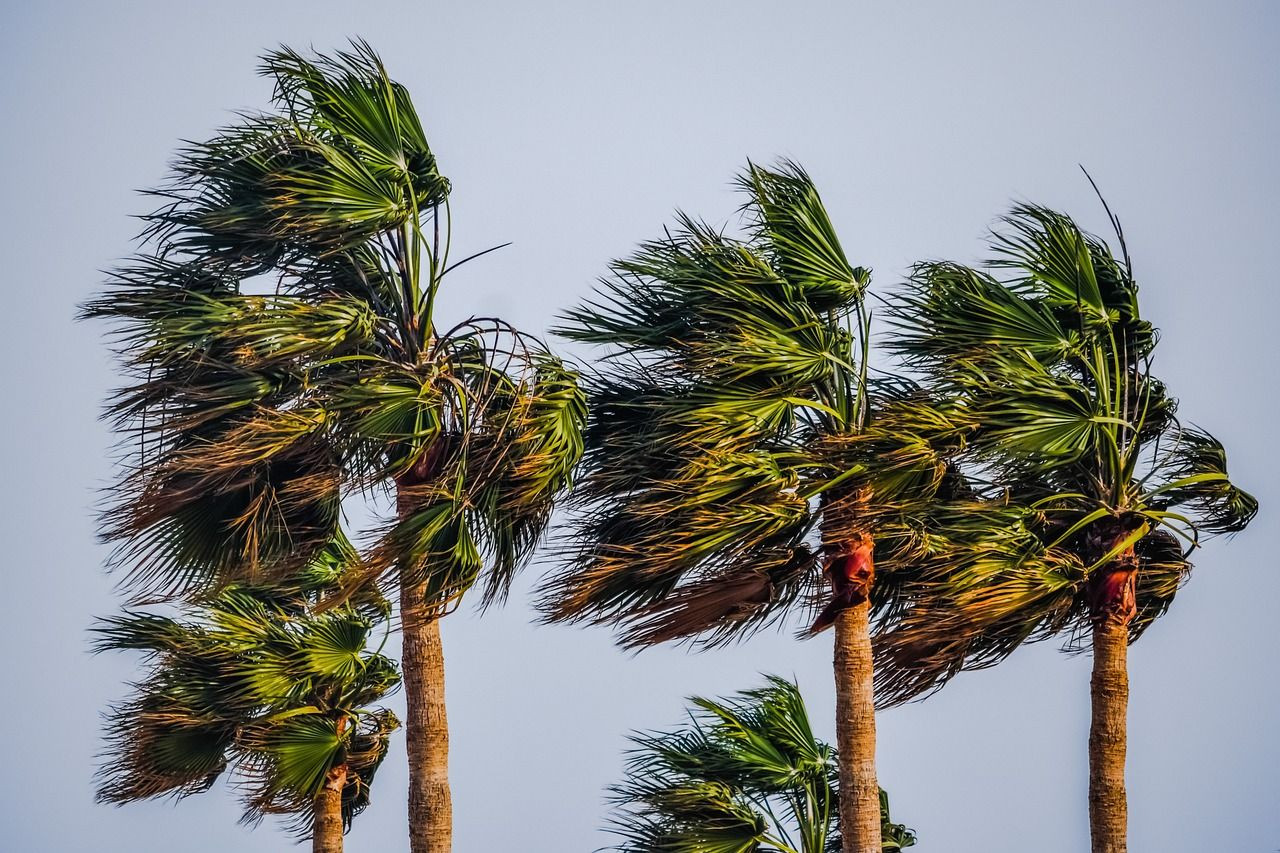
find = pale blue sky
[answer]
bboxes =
[2,2,1276,851]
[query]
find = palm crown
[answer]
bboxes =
[83,40,585,609]
[545,161,991,647]
[94,534,399,835]
[608,676,916,853]
[876,198,1258,700]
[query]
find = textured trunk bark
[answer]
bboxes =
[1085,520,1139,853]
[834,599,881,853]
[822,489,881,853]
[1089,618,1129,853]
[398,459,453,853]
[401,578,452,853]
[312,765,347,853]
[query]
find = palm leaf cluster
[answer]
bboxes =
[875,199,1258,701]
[546,161,1002,647]
[609,676,915,853]
[83,39,584,612]
[94,537,399,835]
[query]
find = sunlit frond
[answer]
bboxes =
[738,159,868,310]
[607,677,915,853]
[86,41,581,619]
[94,545,399,835]
[876,195,1256,702]
[546,162,898,647]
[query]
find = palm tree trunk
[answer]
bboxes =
[312,765,347,853]
[398,458,453,853]
[401,578,452,853]
[822,501,881,853]
[1089,618,1128,853]
[1085,525,1138,853]
[834,598,881,853]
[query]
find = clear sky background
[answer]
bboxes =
[2,2,1276,851]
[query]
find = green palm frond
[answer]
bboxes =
[243,714,346,806]
[874,527,1084,704]
[95,541,399,835]
[890,262,1079,368]
[146,40,446,264]
[737,159,869,310]
[546,162,1015,651]
[990,203,1149,348]
[607,677,915,853]
[264,42,444,196]
[1149,426,1258,535]
[86,42,582,614]
[875,195,1256,702]
[558,212,855,398]
[95,687,235,805]
[547,162,885,647]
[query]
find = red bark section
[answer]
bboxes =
[1084,518,1140,853]
[1086,518,1142,627]
[1089,565,1138,626]
[808,535,875,635]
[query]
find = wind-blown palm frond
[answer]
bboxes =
[545,161,994,650]
[85,42,584,609]
[95,543,399,836]
[144,41,447,265]
[877,198,1257,703]
[607,677,915,853]
[1148,426,1258,535]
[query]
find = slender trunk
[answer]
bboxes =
[1089,619,1129,853]
[1085,521,1138,853]
[834,599,881,853]
[399,465,452,853]
[401,576,452,853]
[312,765,347,853]
[820,502,881,853]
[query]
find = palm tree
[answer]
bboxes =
[544,161,1012,853]
[607,676,916,853]
[95,536,399,853]
[877,197,1257,852]
[84,42,585,852]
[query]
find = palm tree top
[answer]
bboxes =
[543,161,1003,649]
[607,676,916,853]
[875,194,1258,703]
[94,543,400,835]
[83,40,585,609]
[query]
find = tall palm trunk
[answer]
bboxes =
[833,599,880,853]
[312,765,347,853]
[1086,526,1138,853]
[398,465,452,853]
[401,585,451,852]
[823,506,880,853]
[1089,619,1128,853]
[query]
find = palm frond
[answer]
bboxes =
[875,192,1257,700]
[94,541,399,834]
[737,159,868,311]
[1150,426,1258,535]
[607,677,914,853]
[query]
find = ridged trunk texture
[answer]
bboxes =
[822,496,880,853]
[824,494,885,850]
[399,463,452,853]
[312,766,347,853]
[1089,618,1129,853]
[401,584,452,852]
[1085,520,1138,853]
[834,600,881,853]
